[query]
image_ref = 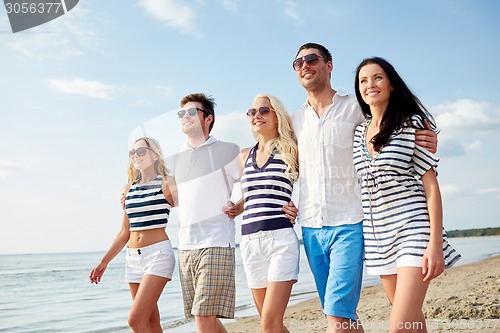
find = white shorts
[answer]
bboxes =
[125,240,175,283]
[240,228,300,289]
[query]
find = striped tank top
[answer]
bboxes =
[241,144,293,235]
[125,175,171,231]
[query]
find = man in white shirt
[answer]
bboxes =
[166,93,240,333]
[290,43,437,333]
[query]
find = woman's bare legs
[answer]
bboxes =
[128,275,169,333]
[251,281,294,333]
[381,267,429,333]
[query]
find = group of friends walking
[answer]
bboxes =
[89,42,461,333]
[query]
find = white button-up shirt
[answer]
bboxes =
[292,90,365,228]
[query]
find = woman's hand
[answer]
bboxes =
[89,262,108,284]
[422,241,445,282]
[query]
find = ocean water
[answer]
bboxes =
[0,236,499,333]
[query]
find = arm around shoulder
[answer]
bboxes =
[415,119,438,154]
[239,147,252,169]
[162,176,177,207]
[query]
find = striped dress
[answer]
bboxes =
[353,117,461,274]
[125,175,171,231]
[241,144,294,235]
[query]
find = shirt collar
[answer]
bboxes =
[182,136,218,151]
[303,88,350,108]
[334,88,349,98]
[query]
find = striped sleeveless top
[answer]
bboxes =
[125,175,171,231]
[241,144,293,235]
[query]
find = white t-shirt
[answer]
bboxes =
[167,137,240,250]
[292,90,365,228]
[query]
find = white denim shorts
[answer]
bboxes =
[125,240,175,283]
[240,228,300,289]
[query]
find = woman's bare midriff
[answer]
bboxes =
[128,228,169,248]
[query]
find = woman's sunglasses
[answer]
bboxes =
[177,107,210,119]
[246,106,274,117]
[292,53,323,71]
[128,146,152,158]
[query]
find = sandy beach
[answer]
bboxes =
[224,255,500,333]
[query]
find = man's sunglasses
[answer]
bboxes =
[177,107,210,119]
[128,146,152,158]
[246,106,274,117]
[292,53,323,71]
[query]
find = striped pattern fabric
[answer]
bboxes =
[125,175,171,231]
[241,144,294,235]
[353,117,461,271]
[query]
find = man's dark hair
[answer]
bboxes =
[180,93,216,133]
[295,42,333,63]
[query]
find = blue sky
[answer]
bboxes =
[1,0,499,254]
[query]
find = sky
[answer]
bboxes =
[1,0,499,255]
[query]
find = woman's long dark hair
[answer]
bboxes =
[354,57,438,152]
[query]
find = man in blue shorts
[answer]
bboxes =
[289,43,438,333]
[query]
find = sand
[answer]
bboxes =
[224,255,500,333]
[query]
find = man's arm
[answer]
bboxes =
[222,147,247,219]
[222,199,244,219]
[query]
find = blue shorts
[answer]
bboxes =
[302,223,364,321]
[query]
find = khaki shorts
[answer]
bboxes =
[178,247,235,319]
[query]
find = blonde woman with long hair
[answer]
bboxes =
[225,94,299,333]
[90,137,175,333]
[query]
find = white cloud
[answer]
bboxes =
[0,159,32,179]
[441,183,461,196]
[465,140,482,150]
[217,0,238,12]
[433,137,481,158]
[437,139,465,157]
[278,0,303,24]
[47,78,116,99]
[155,85,174,97]
[434,99,500,135]
[477,188,500,200]
[431,99,500,156]
[135,99,153,107]
[7,33,83,60]
[4,5,99,60]
[477,187,500,194]
[0,169,14,179]
[137,0,198,35]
